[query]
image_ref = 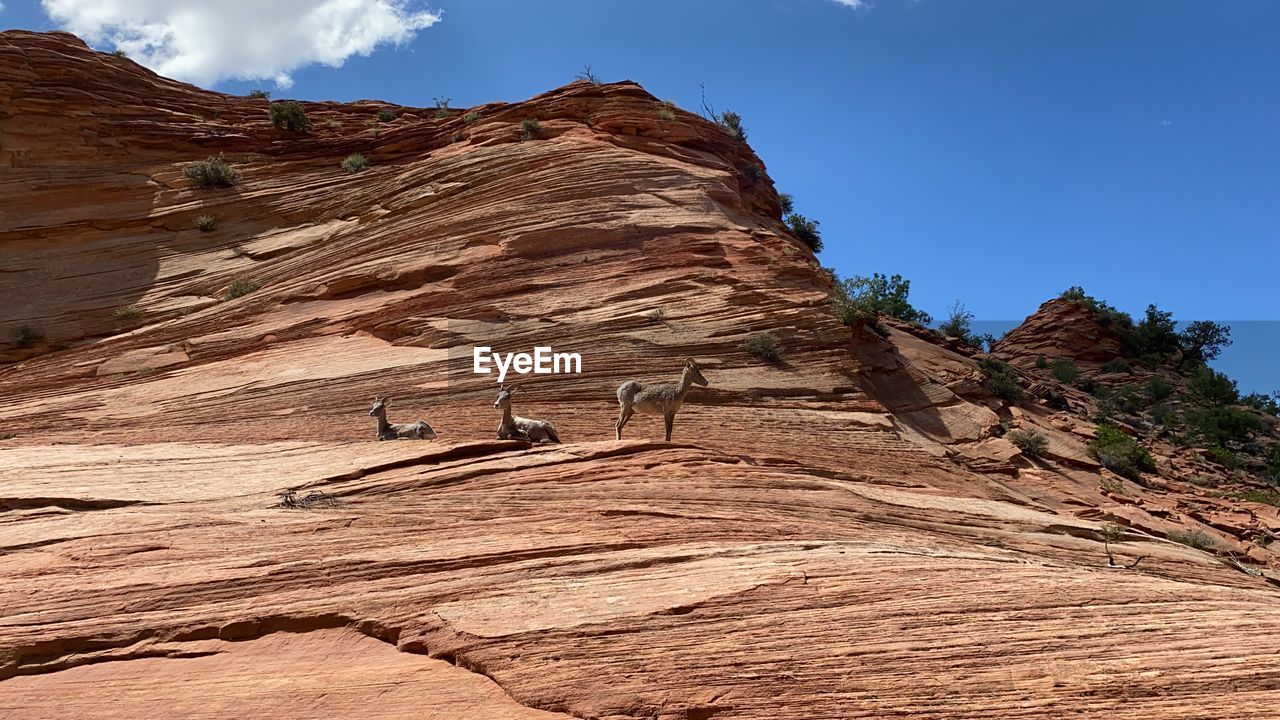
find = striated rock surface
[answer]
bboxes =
[3,30,1280,719]
[994,297,1126,370]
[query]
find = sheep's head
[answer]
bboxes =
[494,385,519,409]
[684,359,709,387]
[369,396,389,416]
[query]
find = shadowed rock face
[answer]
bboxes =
[3,30,1280,720]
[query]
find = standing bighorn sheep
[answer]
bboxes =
[615,358,709,441]
[495,385,561,443]
[368,396,437,441]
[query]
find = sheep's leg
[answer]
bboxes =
[616,406,633,440]
[663,412,674,442]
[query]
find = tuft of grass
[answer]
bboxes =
[193,214,217,232]
[433,96,454,119]
[658,107,676,121]
[10,324,43,348]
[113,305,143,320]
[1008,429,1049,458]
[463,111,481,124]
[1240,489,1280,507]
[1167,529,1217,551]
[1100,477,1126,495]
[0,432,15,440]
[645,308,666,322]
[341,152,370,173]
[377,108,396,123]
[741,332,784,364]
[521,118,542,141]
[225,277,260,300]
[268,101,310,131]
[451,131,468,143]
[184,154,240,188]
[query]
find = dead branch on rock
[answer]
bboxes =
[277,489,341,509]
[1104,537,1148,569]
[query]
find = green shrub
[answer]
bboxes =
[268,101,310,131]
[113,305,142,320]
[0,432,15,440]
[1090,425,1156,480]
[1114,384,1145,414]
[1179,320,1232,365]
[1100,523,1126,542]
[521,118,542,140]
[738,163,763,184]
[937,301,976,342]
[1206,445,1242,469]
[1035,355,1048,369]
[1126,304,1180,358]
[111,49,128,58]
[247,89,270,99]
[194,214,217,232]
[980,358,1026,404]
[225,277,259,300]
[1188,366,1239,406]
[1100,357,1133,374]
[184,155,240,188]
[741,332,784,364]
[1185,406,1265,447]
[463,111,481,124]
[11,324,43,347]
[1049,358,1079,384]
[1240,489,1280,507]
[777,193,795,215]
[377,108,396,123]
[1060,286,1133,330]
[1146,376,1173,403]
[433,96,453,119]
[1008,429,1049,457]
[341,153,370,173]
[1241,391,1280,416]
[716,110,746,141]
[831,273,932,327]
[784,214,822,253]
[1167,529,1216,551]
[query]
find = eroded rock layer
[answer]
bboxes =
[2,30,1279,720]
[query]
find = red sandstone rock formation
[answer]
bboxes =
[3,30,1280,719]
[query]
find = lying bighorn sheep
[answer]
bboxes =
[495,385,561,443]
[368,396,438,441]
[615,358,709,441]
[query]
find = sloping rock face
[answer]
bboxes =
[3,31,1280,719]
[994,297,1126,370]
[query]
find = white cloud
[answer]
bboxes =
[831,0,867,7]
[41,0,441,88]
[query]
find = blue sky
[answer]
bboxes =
[4,0,1277,391]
